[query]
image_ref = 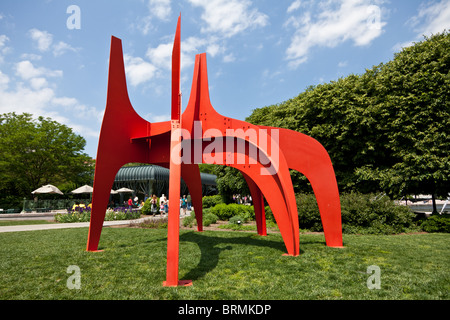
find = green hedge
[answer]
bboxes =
[210,203,254,221]
[182,210,219,227]
[420,214,450,233]
[202,195,223,208]
[266,192,418,234]
[189,193,428,234]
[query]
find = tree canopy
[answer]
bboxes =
[0,112,94,206]
[246,32,449,201]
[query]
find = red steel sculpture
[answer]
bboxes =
[86,16,343,287]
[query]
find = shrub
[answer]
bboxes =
[141,198,159,215]
[297,192,416,234]
[264,206,276,223]
[265,192,418,234]
[202,195,222,208]
[420,215,450,233]
[229,215,245,225]
[182,215,196,227]
[210,203,254,221]
[203,213,219,226]
[182,211,218,227]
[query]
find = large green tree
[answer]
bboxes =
[246,32,449,208]
[0,113,94,204]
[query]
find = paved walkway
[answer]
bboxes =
[0,211,191,233]
[0,219,140,233]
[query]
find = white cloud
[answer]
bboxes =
[188,0,268,37]
[20,53,42,61]
[0,34,11,63]
[0,70,9,89]
[0,35,9,48]
[287,0,302,13]
[132,0,172,35]
[52,96,78,107]
[146,36,211,71]
[52,41,78,57]
[408,0,450,36]
[392,0,450,52]
[223,53,236,63]
[0,83,56,115]
[0,33,99,148]
[28,28,53,52]
[15,60,63,80]
[148,0,172,21]
[0,78,102,140]
[29,77,48,90]
[146,42,173,70]
[28,29,78,57]
[124,54,157,86]
[285,0,387,68]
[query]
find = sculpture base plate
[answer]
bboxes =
[162,280,193,287]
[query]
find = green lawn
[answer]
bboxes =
[0,227,448,300]
[0,220,56,226]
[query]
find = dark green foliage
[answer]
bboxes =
[267,192,418,234]
[229,215,246,224]
[246,32,449,199]
[210,203,254,221]
[182,215,196,227]
[0,112,94,208]
[203,213,219,226]
[215,167,250,203]
[339,193,417,234]
[202,195,223,208]
[182,211,219,227]
[420,214,450,233]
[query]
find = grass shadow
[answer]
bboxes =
[179,231,299,281]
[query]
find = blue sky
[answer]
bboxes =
[0,0,449,158]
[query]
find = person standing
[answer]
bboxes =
[186,194,192,210]
[181,195,187,215]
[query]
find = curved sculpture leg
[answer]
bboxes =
[181,163,203,231]
[241,171,266,236]
[237,165,298,255]
[277,128,343,247]
[87,36,152,251]
[86,162,121,251]
[222,142,299,256]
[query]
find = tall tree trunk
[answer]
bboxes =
[431,193,438,214]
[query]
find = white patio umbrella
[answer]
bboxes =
[70,185,94,194]
[110,189,118,194]
[31,184,63,195]
[115,187,134,193]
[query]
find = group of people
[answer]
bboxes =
[127,196,141,208]
[144,193,192,216]
[73,193,194,214]
[232,194,252,205]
